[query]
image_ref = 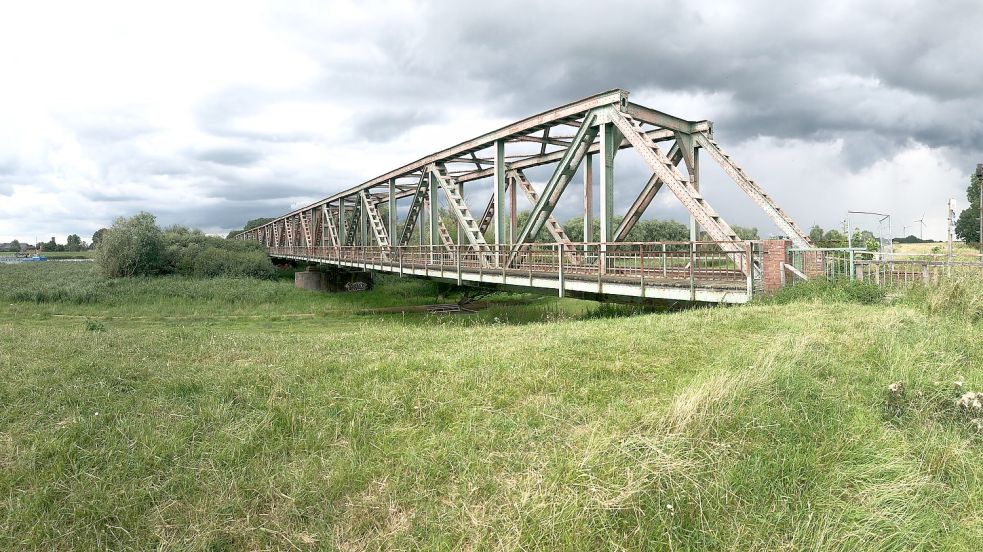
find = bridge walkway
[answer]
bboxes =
[269,241,754,304]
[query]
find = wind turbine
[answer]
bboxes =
[914,213,926,240]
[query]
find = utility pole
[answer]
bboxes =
[948,198,955,269]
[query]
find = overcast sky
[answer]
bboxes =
[2,0,981,243]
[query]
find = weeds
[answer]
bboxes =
[2,259,983,549]
[762,278,886,305]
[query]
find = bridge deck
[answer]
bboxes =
[270,242,754,304]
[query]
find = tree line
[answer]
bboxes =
[227,211,760,244]
[2,229,110,253]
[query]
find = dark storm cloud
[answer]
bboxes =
[154,199,295,230]
[200,179,316,202]
[350,108,441,142]
[371,0,983,156]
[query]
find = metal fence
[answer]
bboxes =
[788,248,983,287]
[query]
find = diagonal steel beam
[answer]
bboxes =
[343,200,362,246]
[360,191,392,250]
[397,171,428,246]
[321,205,340,251]
[606,107,748,272]
[431,165,490,251]
[612,143,682,242]
[510,110,599,259]
[693,132,812,249]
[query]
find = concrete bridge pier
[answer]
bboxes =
[294,265,373,292]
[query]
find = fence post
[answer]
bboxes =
[662,243,667,278]
[639,244,645,296]
[456,245,462,286]
[689,242,696,301]
[746,241,753,298]
[558,243,565,298]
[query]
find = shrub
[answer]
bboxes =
[191,246,275,279]
[94,215,274,280]
[95,212,167,277]
[163,225,275,279]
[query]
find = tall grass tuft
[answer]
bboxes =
[762,278,886,305]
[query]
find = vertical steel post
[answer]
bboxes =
[508,175,517,244]
[599,123,615,245]
[662,243,667,278]
[689,242,696,301]
[458,181,465,244]
[388,178,397,245]
[338,198,346,247]
[690,148,700,242]
[599,123,616,274]
[557,243,565,298]
[428,171,439,261]
[493,140,507,246]
[584,153,593,249]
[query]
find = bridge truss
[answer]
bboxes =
[237,89,811,304]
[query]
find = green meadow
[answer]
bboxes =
[1,262,982,550]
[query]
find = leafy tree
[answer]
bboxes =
[955,169,982,244]
[66,234,83,252]
[91,228,108,248]
[808,225,825,243]
[819,229,847,247]
[244,217,275,231]
[6,239,19,252]
[95,212,167,277]
[41,237,59,252]
[732,226,759,240]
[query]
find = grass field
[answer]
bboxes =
[2,263,982,550]
[0,251,95,259]
[894,242,980,257]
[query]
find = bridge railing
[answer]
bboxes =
[267,241,753,292]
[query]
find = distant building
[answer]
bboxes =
[977,163,982,178]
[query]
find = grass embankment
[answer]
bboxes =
[1,263,982,550]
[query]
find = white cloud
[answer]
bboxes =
[0,0,980,244]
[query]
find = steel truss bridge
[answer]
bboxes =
[236,89,812,305]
